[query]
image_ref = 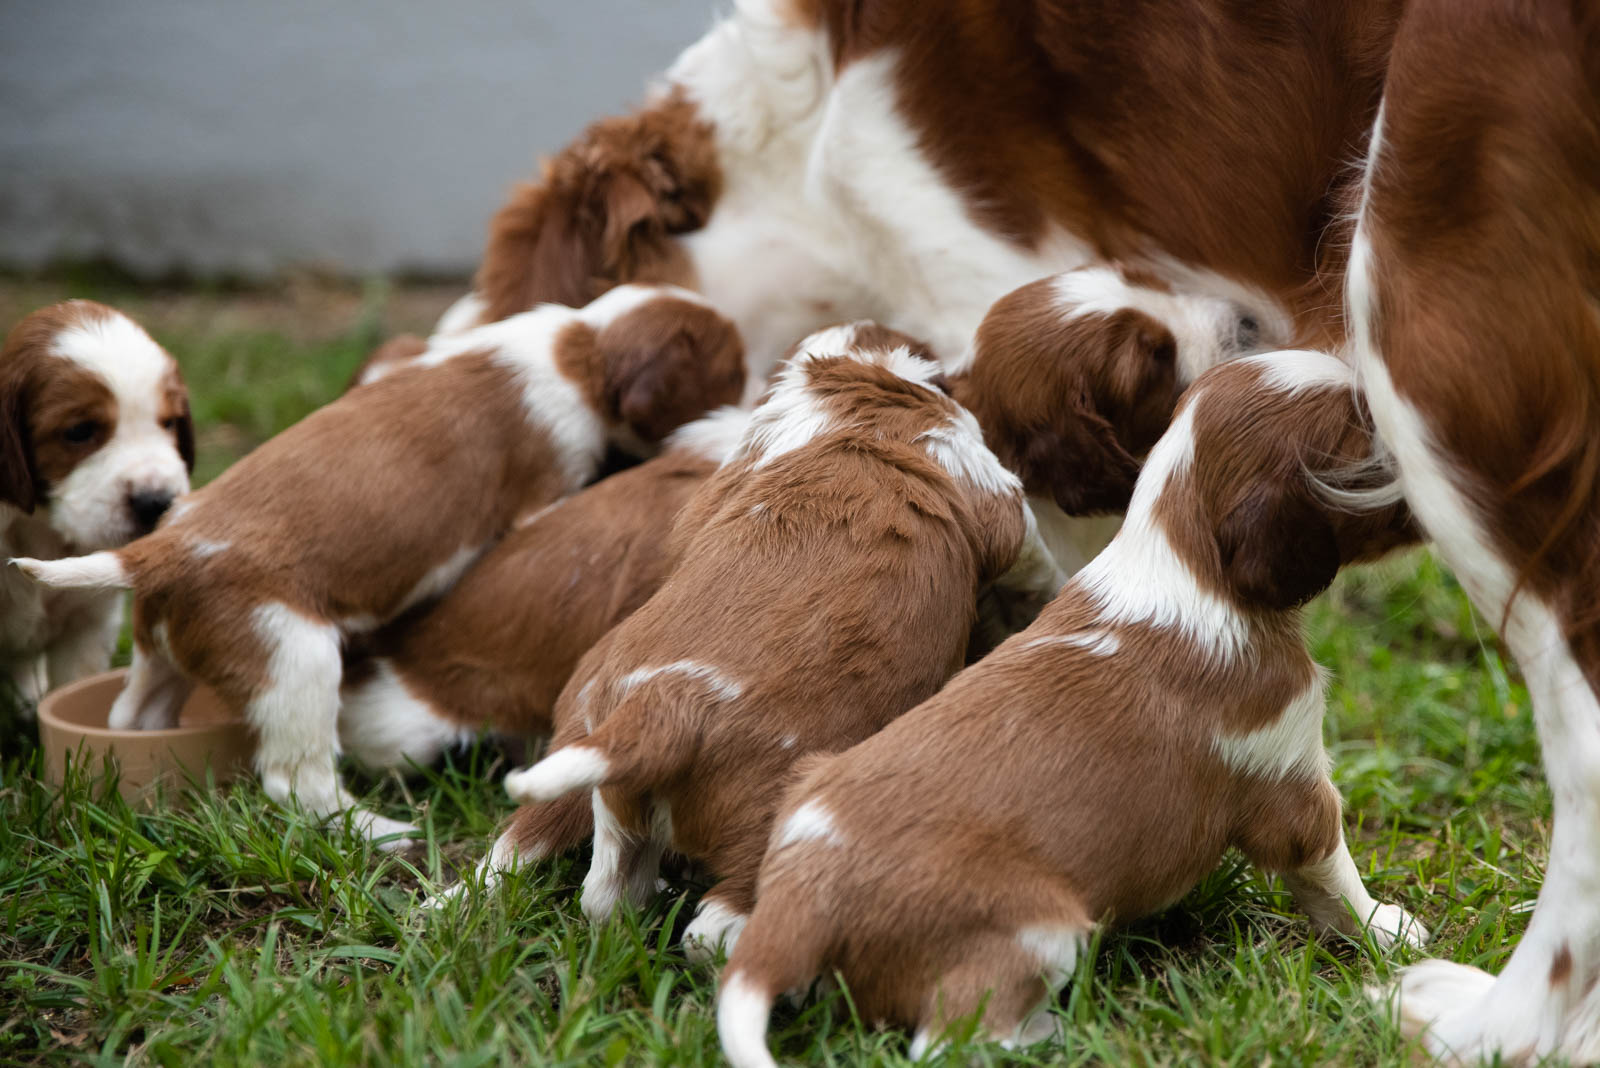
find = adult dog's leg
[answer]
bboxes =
[1349,1,1600,1060]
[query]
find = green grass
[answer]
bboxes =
[0,280,1550,1065]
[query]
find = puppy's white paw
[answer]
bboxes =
[349,810,421,852]
[681,899,748,963]
[1365,902,1430,950]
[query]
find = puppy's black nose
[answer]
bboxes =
[128,490,174,532]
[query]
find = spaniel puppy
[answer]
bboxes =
[1,301,193,703]
[337,406,751,773]
[13,285,744,846]
[953,265,1267,645]
[718,351,1428,1066]
[499,323,1041,955]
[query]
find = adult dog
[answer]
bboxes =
[465,0,1598,1060]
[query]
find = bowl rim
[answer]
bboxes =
[36,668,247,740]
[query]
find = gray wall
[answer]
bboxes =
[0,1,713,278]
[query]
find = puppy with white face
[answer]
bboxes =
[0,301,193,702]
[499,322,1042,957]
[718,352,1428,1066]
[14,285,745,846]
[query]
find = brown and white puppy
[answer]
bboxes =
[717,351,1428,1066]
[346,333,429,392]
[498,323,1039,956]
[13,284,744,845]
[336,406,751,773]
[1,301,193,703]
[951,264,1271,624]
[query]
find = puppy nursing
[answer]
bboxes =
[14,285,744,843]
[0,301,193,703]
[337,406,751,774]
[501,322,1035,957]
[719,352,1427,1066]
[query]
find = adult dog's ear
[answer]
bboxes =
[1216,482,1340,609]
[476,95,720,324]
[0,371,37,513]
[478,177,595,319]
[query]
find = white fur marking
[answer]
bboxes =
[1022,630,1120,657]
[1212,671,1331,782]
[663,406,755,464]
[775,799,842,850]
[1074,400,1250,658]
[617,660,743,703]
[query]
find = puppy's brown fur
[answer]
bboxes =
[337,409,749,773]
[16,287,744,843]
[500,324,1027,954]
[718,353,1423,1064]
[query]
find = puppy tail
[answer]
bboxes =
[504,696,698,804]
[10,550,131,590]
[718,891,830,1068]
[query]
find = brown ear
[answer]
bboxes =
[0,370,37,513]
[1216,483,1341,610]
[995,392,1143,516]
[174,400,196,474]
[478,179,596,320]
[599,170,665,272]
[602,308,747,445]
[965,487,1029,585]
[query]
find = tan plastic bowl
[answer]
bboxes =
[37,668,254,802]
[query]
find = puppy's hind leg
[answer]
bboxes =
[108,643,192,730]
[581,787,667,925]
[422,792,594,910]
[1280,829,1429,950]
[1243,775,1429,950]
[248,603,417,851]
[682,873,757,963]
[911,923,1087,1060]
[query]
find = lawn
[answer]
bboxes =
[0,274,1549,1066]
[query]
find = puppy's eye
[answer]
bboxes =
[161,417,179,431]
[61,420,99,444]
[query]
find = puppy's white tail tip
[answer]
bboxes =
[718,971,778,1068]
[502,745,610,804]
[10,551,129,590]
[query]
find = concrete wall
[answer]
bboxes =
[0,1,713,278]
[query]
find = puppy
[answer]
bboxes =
[1,301,193,703]
[14,284,744,845]
[953,265,1265,648]
[718,351,1429,1066]
[346,334,428,391]
[337,406,751,773]
[498,322,1042,955]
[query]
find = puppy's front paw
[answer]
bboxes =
[1365,902,1429,950]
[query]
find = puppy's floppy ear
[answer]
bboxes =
[1215,482,1340,610]
[601,305,747,445]
[174,399,196,474]
[993,389,1143,516]
[0,370,37,513]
